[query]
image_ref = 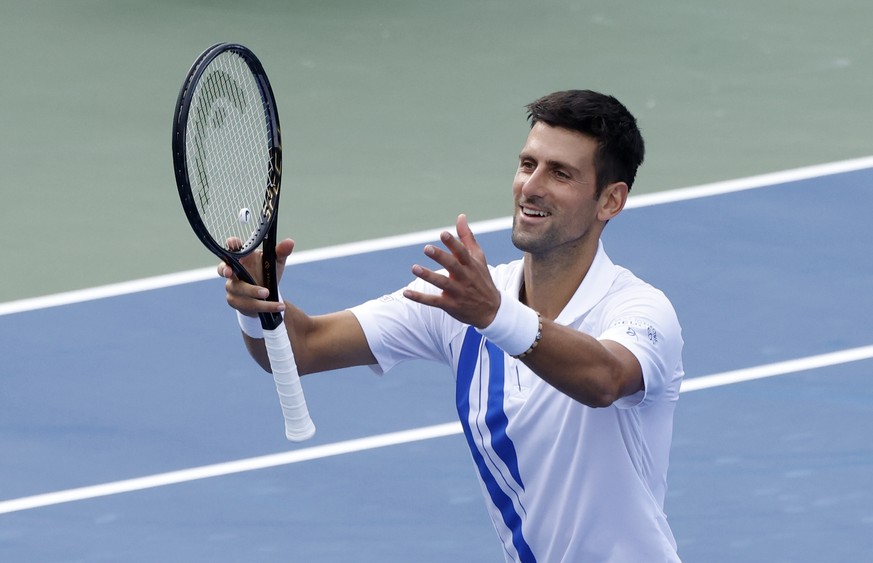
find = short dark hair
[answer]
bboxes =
[525,90,645,194]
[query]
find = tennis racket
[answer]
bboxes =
[171,42,315,441]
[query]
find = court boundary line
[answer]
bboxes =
[2,155,872,317]
[2,343,871,515]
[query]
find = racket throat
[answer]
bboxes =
[259,223,283,331]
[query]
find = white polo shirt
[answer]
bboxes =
[350,241,684,562]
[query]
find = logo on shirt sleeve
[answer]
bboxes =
[610,318,658,346]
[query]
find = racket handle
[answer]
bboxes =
[262,325,316,441]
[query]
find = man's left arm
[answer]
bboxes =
[402,214,667,408]
[518,322,643,407]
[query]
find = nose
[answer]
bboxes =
[518,166,546,199]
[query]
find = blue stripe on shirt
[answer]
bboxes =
[457,327,536,563]
[484,340,525,492]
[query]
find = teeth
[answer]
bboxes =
[522,207,548,217]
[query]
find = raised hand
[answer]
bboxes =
[218,238,295,317]
[403,214,501,329]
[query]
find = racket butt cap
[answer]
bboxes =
[285,422,316,442]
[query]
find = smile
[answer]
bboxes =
[521,205,550,217]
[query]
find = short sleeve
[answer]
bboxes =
[597,288,684,408]
[349,276,454,374]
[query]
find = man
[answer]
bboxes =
[221,90,684,562]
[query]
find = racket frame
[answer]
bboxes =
[171,42,284,331]
[172,42,315,441]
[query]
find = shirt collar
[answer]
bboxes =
[506,240,618,325]
[555,240,617,325]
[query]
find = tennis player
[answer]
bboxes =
[221,89,684,562]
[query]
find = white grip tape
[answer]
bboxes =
[262,325,316,442]
[475,292,540,356]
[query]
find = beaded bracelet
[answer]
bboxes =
[513,313,543,359]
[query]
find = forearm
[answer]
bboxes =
[477,296,643,408]
[241,301,376,375]
[287,308,376,375]
[242,332,272,373]
[518,320,642,407]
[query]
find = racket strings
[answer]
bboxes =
[186,51,273,253]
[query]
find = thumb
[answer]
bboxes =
[276,238,295,263]
[275,238,295,279]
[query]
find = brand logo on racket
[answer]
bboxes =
[189,70,248,212]
[261,150,281,222]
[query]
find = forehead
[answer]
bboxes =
[520,122,598,169]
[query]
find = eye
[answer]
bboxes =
[518,159,536,172]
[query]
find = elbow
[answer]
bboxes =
[579,369,635,408]
[546,367,627,408]
[585,388,622,408]
[582,349,644,407]
[564,378,621,408]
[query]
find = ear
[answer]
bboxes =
[597,182,629,222]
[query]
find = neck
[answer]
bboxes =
[520,239,599,320]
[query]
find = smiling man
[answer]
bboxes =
[222,90,684,562]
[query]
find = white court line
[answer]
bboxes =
[0,423,463,516]
[1,155,872,317]
[1,157,872,513]
[679,345,873,392]
[2,344,872,515]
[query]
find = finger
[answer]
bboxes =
[437,230,472,266]
[402,287,441,308]
[226,236,244,252]
[421,242,459,272]
[456,213,473,245]
[455,213,486,263]
[411,263,451,291]
[217,260,248,281]
[276,238,295,265]
[272,238,295,284]
[226,276,269,299]
[226,276,284,316]
[227,294,284,315]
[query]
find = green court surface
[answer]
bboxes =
[1,0,872,301]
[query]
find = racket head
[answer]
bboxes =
[172,42,282,285]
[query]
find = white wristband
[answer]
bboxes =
[475,292,541,357]
[236,291,284,339]
[237,311,264,339]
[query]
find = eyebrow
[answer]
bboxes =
[518,152,583,177]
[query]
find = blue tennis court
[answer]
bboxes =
[2,162,873,562]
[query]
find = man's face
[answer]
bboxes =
[511,122,604,257]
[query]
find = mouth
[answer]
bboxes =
[519,204,550,218]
